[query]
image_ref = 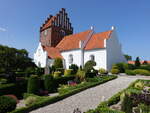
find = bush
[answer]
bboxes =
[99,68,107,74]
[125,70,136,75]
[55,68,64,75]
[84,60,96,73]
[27,75,40,94]
[76,70,86,82]
[134,81,144,89]
[0,95,17,113]
[64,69,73,76]
[25,96,38,106]
[69,64,79,74]
[53,71,61,78]
[5,95,19,103]
[139,65,150,71]
[0,78,7,84]
[53,58,63,69]
[133,69,150,76]
[44,74,54,93]
[121,93,133,113]
[111,69,120,74]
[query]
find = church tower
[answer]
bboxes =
[40,8,73,47]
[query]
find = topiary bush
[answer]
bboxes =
[76,70,86,82]
[53,58,63,69]
[125,70,136,75]
[0,95,17,113]
[69,64,79,74]
[111,69,120,74]
[99,68,107,75]
[44,74,54,93]
[53,71,61,78]
[84,60,96,74]
[27,75,40,94]
[64,69,73,76]
[133,69,150,76]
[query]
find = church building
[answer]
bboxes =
[34,8,126,72]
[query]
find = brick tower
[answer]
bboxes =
[40,8,73,47]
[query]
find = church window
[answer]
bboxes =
[90,55,95,61]
[68,54,73,64]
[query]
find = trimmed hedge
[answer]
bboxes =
[133,69,150,76]
[125,70,136,75]
[0,95,17,113]
[64,69,73,76]
[44,74,54,93]
[0,79,27,98]
[27,75,40,94]
[10,75,117,113]
[111,69,120,74]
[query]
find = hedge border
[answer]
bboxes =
[10,75,117,113]
[85,79,150,113]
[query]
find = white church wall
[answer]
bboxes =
[61,49,82,69]
[34,43,47,68]
[106,29,127,70]
[84,49,107,70]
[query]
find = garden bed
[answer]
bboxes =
[10,75,117,113]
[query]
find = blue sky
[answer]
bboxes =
[0,0,149,60]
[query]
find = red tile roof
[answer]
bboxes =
[43,46,63,59]
[56,30,112,51]
[128,61,150,64]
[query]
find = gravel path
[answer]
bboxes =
[30,75,150,113]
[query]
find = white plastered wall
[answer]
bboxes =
[106,30,127,70]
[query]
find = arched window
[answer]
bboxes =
[68,54,73,64]
[90,55,95,61]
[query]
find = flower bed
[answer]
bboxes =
[85,79,150,113]
[10,75,117,113]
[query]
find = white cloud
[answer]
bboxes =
[0,27,6,32]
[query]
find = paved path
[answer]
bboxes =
[31,76,150,113]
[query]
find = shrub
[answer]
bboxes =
[125,70,136,75]
[53,71,61,78]
[135,57,141,67]
[27,75,40,94]
[53,58,63,69]
[84,60,96,73]
[44,74,54,93]
[64,69,73,76]
[55,68,64,75]
[76,70,86,82]
[133,69,150,76]
[134,81,144,89]
[5,95,19,103]
[0,78,7,84]
[69,64,79,74]
[99,68,107,74]
[25,96,37,106]
[0,95,17,113]
[111,69,120,74]
[121,93,133,113]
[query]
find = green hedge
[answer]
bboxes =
[10,75,117,113]
[0,80,27,98]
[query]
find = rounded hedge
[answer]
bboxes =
[69,64,79,74]
[0,95,17,113]
[125,70,136,75]
[44,74,54,93]
[99,68,107,74]
[133,69,150,76]
[53,71,61,78]
[27,75,40,94]
[111,69,120,74]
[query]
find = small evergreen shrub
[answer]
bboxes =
[0,78,7,84]
[69,64,79,74]
[0,95,17,113]
[76,70,86,82]
[99,68,107,74]
[135,57,141,67]
[133,69,150,76]
[53,58,63,69]
[121,93,133,113]
[25,96,37,106]
[111,69,120,74]
[55,68,64,75]
[125,70,136,75]
[64,69,73,76]
[44,74,54,93]
[134,81,144,89]
[53,71,61,78]
[84,60,96,73]
[27,75,40,94]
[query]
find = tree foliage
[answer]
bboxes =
[0,44,35,73]
[53,58,63,69]
[135,57,141,67]
[124,54,132,61]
